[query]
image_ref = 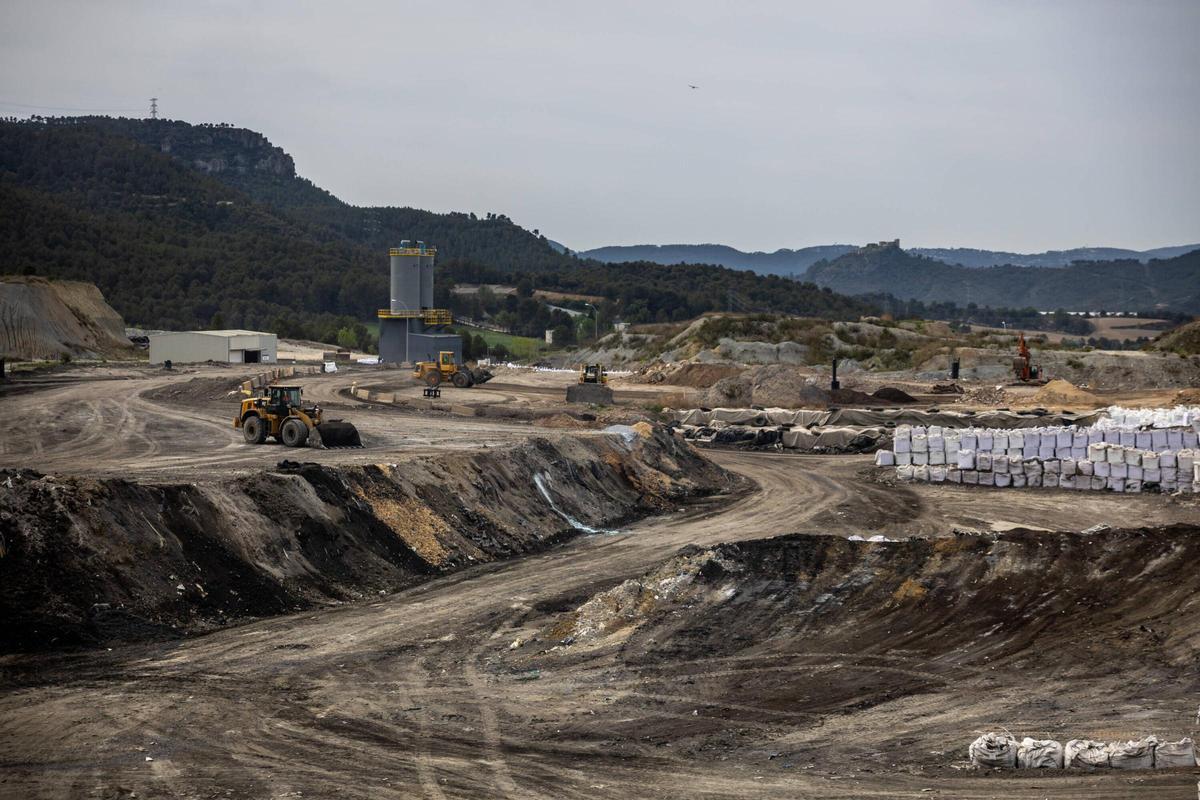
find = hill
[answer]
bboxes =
[0,117,876,338]
[1153,320,1200,356]
[805,242,1200,313]
[0,276,135,360]
[580,244,856,276]
[579,241,1199,275]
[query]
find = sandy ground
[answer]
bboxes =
[1,366,1199,798]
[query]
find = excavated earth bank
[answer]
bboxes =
[0,426,732,651]
[510,524,1200,775]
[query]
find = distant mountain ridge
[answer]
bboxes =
[581,244,857,276]
[580,241,1200,276]
[805,241,1200,313]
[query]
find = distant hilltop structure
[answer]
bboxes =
[377,242,462,365]
[860,239,901,252]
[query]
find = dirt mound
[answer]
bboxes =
[141,374,249,403]
[0,277,135,361]
[535,412,592,429]
[1172,387,1200,404]
[0,426,732,651]
[652,361,745,388]
[870,386,917,403]
[527,525,1200,770]
[703,365,831,408]
[1032,378,1101,407]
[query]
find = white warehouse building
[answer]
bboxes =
[149,330,277,365]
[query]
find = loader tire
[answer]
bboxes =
[424,371,441,387]
[242,414,267,444]
[452,370,472,388]
[280,418,309,447]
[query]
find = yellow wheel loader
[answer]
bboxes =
[412,351,494,389]
[234,385,362,448]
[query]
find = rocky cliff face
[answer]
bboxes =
[154,124,295,177]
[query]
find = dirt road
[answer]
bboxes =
[3,448,1197,798]
[2,367,1197,798]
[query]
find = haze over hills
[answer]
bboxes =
[580,242,1200,276]
[806,241,1200,314]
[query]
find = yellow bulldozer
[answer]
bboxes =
[234,385,362,448]
[412,351,494,388]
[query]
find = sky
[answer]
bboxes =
[1,1,1197,253]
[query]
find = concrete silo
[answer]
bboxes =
[377,242,460,365]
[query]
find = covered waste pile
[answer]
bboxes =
[672,404,1104,454]
[970,733,1195,769]
[878,405,1200,493]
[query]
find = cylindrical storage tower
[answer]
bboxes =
[389,248,421,314]
[419,251,435,309]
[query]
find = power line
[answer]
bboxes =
[0,99,146,113]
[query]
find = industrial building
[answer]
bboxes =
[149,330,277,365]
[378,242,461,365]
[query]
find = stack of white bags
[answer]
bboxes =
[876,405,1200,494]
[969,732,1196,769]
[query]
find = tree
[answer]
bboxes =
[336,327,358,350]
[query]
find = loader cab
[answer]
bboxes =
[439,351,456,370]
[268,386,302,417]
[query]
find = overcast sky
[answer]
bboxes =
[2,1,1197,252]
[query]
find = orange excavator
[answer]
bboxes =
[1012,333,1043,382]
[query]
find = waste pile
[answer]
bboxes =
[879,405,1200,493]
[969,733,1195,769]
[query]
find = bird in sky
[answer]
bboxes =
[688,84,699,89]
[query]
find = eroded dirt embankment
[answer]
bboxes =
[0,425,733,651]
[515,525,1200,769]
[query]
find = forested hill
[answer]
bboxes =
[581,241,1200,275]
[0,117,875,336]
[806,242,1200,313]
[581,244,856,276]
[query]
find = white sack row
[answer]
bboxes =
[969,733,1195,769]
[1100,405,1200,430]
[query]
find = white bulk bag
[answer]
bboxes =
[1065,739,1109,768]
[1087,430,1104,445]
[1179,450,1195,471]
[1056,430,1072,448]
[993,433,1009,451]
[1044,459,1060,474]
[929,435,944,454]
[995,473,1011,487]
[1107,737,1156,770]
[1110,463,1127,479]
[1160,451,1176,469]
[993,456,1008,474]
[1120,431,1135,447]
[1167,431,1183,450]
[947,469,962,483]
[1017,738,1064,769]
[929,466,947,483]
[1151,430,1167,450]
[1123,449,1142,466]
[1027,473,1043,487]
[930,449,946,465]
[961,431,978,450]
[978,432,993,451]
[962,470,979,485]
[1094,461,1110,477]
[970,733,1018,768]
[1142,453,1159,470]
[1038,445,1056,460]
[1143,468,1161,483]
[1072,431,1088,449]
[1136,432,1152,450]
[875,450,895,467]
[1088,443,1107,462]
[1185,431,1199,448]
[1078,460,1093,476]
[912,433,928,453]
[1091,476,1106,490]
[1128,465,1143,481]
[1107,477,1125,492]
[1009,432,1024,449]
[913,451,929,466]
[1061,458,1076,475]
[894,435,911,454]
[1011,473,1027,488]
[896,451,913,466]
[1044,473,1060,488]
[1126,479,1143,493]
[896,465,915,481]
[1023,458,1043,475]
[977,453,992,471]
[1059,474,1075,490]
[914,465,930,482]
[957,450,976,469]
[1103,430,1120,444]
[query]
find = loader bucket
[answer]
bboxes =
[471,367,494,386]
[313,420,363,448]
